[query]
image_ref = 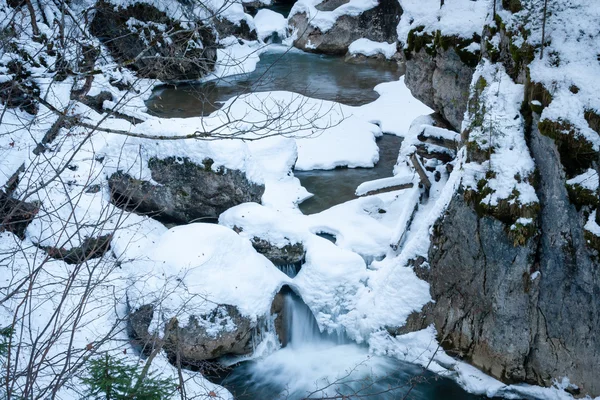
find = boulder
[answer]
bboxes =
[404,46,475,131]
[249,237,305,265]
[90,0,217,81]
[128,304,254,364]
[289,0,402,55]
[108,157,264,225]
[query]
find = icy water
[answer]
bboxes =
[148,41,500,400]
[295,134,402,214]
[145,48,402,118]
[216,291,494,400]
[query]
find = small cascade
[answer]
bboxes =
[283,291,347,348]
[275,263,300,278]
[219,289,489,400]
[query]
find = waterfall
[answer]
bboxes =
[219,290,473,400]
[276,264,298,278]
[283,291,347,348]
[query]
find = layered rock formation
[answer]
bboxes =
[108,157,265,225]
[400,10,600,396]
[289,0,401,55]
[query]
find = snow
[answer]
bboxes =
[254,9,288,42]
[461,61,539,208]
[348,38,397,59]
[356,77,434,136]
[3,0,596,397]
[289,0,378,32]
[585,211,600,237]
[127,223,291,324]
[397,0,492,44]
[513,0,600,150]
[566,169,599,192]
[205,38,267,80]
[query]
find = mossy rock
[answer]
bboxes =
[509,221,538,247]
[565,183,599,210]
[584,109,600,135]
[584,229,600,255]
[405,26,436,59]
[538,119,598,178]
[527,81,552,114]
[405,27,481,68]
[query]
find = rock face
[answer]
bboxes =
[129,304,254,364]
[249,237,305,265]
[108,157,265,225]
[289,0,402,55]
[90,0,217,81]
[405,118,600,396]
[404,47,475,131]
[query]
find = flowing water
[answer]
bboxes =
[218,290,494,400]
[148,37,494,400]
[295,134,403,214]
[145,48,402,118]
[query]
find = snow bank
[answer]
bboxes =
[348,38,397,59]
[397,0,492,43]
[289,0,378,32]
[127,223,290,322]
[254,9,288,42]
[461,61,539,208]
[356,77,434,136]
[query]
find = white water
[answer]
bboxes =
[223,292,416,399]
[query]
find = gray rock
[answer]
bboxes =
[109,157,264,225]
[289,0,402,55]
[90,0,217,81]
[249,236,305,265]
[404,116,600,396]
[404,47,474,131]
[128,304,254,363]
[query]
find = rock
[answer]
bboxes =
[289,0,402,55]
[0,191,39,239]
[249,237,305,265]
[404,46,475,131]
[166,305,254,365]
[108,157,264,225]
[42,235,112,265]
[270,287,288,346]
[406,115,600,396]
[0,61,40,115]
[212,17,257,41]
[90,0,217,81]
[128,304,254,364]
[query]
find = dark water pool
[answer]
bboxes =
[295,134,403,214]
[145,48,402,118]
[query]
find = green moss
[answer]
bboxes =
[565,183,599,210]
[405,26,436,59]
[584,109,600,135]
[584,229,600,255]
[405,28,481,68]
[538,119,598,178]
[509,221,537,246]
[509,41,535,75]
[464,176,540,247]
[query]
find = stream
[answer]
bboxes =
[148,38,491,400]
[217,289,492,400]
